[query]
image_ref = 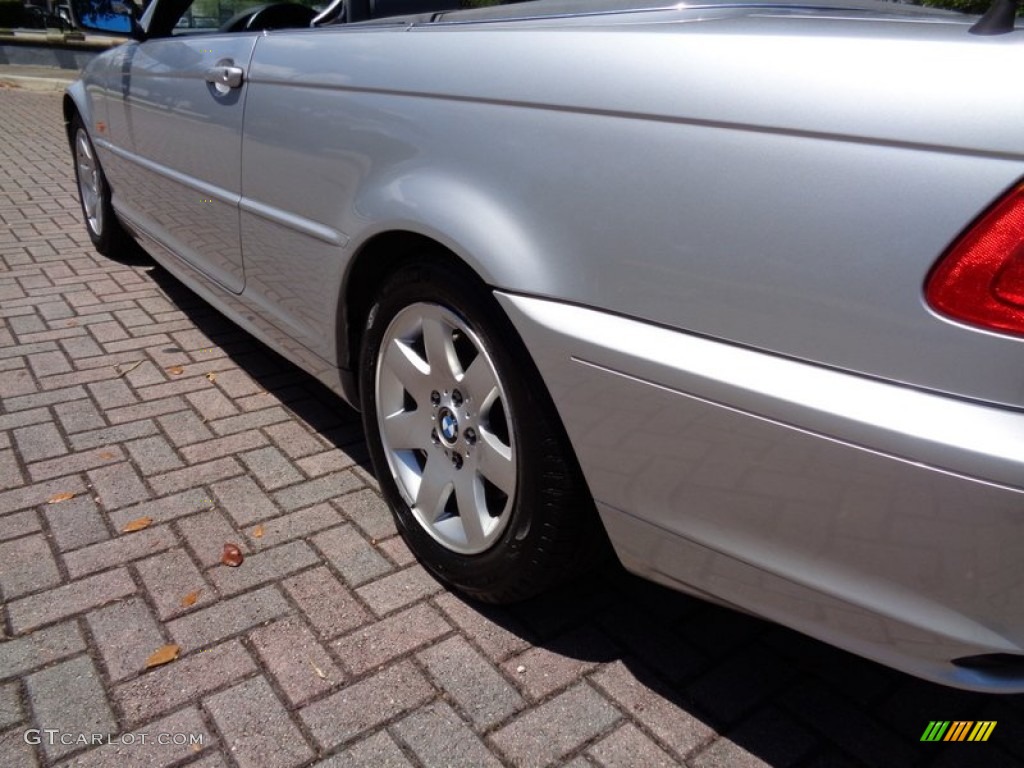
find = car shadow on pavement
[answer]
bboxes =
[143,261,1024,768]
[144,263,374,467]
[105,234,157,267]
[457,566,1024,768]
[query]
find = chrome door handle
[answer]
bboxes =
[205,65,244,90]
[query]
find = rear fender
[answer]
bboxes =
[338,169,547,371]
[350,170,547,290]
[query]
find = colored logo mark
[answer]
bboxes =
[920,721,996,742]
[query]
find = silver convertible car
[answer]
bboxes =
[66,0,1024,691]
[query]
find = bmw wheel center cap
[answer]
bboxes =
[439,408,459,444]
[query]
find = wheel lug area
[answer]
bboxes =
[430,390,441,407]
[430,428,440,445]
[451,389,464,407]
[451,453,463,470]
[464,428,477,446]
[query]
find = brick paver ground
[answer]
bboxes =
[1,84,1021,768]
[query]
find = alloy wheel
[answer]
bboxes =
[75,128,104,237]
[374,302,517,555]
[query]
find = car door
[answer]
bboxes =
[105,26,257,294]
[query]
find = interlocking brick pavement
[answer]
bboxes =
[1,83,1022,768]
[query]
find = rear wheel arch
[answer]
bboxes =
[338,173,554,383]
[339,231,492,395]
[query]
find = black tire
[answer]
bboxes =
[359,259,606,603]
[70,114,127,256]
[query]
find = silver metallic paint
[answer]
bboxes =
[240,18,1024,407]
[102,35,259,293]
[498,292,1024,691]
[67,0,1024,690]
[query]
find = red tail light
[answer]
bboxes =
[926,183,1024,337]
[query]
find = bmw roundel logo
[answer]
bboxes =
[439,409,459,443]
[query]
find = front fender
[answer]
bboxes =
[63,50,120,156]
[63,79,92,142]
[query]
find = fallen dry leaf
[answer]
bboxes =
[166,365,185,375]
[222,543,244,567]
[65,320,78,327]
[205,372,217,382]
[98,451,116,460]
[145,644,180,669]
[180,590,201,607]
[309,659,327,679]
[122,516,153,533]
[47,492,76,504]
[252,524,264,539]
